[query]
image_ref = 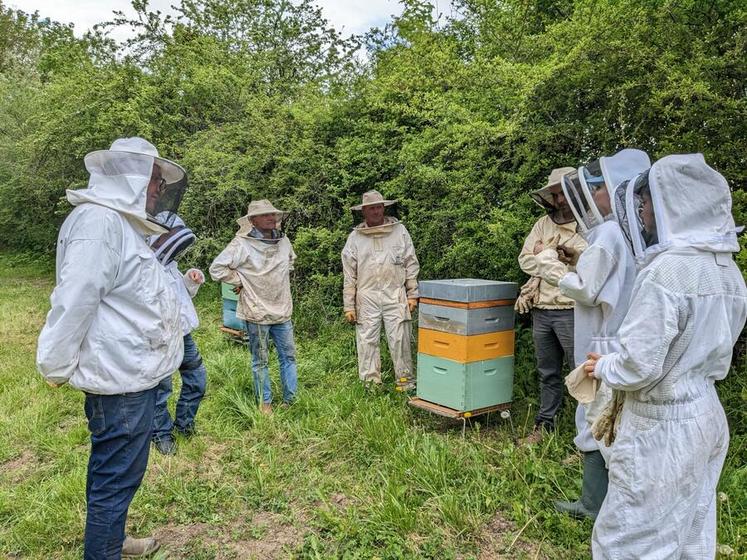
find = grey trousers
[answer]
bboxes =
[531,308,575,429]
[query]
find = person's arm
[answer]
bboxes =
[402,229,420,300]
[534,248,569,287]
[288,241,297,272]
[557,245,617,306]
[518,220,544,276]
[36,219,121,386]
[593,278,682,391]
[183,268,205,298]
[209,237,244,285]
[341,236,358,312]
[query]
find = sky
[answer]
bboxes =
[10,0,409,42]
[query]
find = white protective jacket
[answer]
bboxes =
[518,215,587,309]
[536,220,635,452]
[163,262,204,335]
[342,218,419,314]
[535,150,649,454]
[209,231,296,325]
[591,154,747,559]
[37,160,184,395]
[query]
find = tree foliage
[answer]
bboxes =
[0,0,745,291]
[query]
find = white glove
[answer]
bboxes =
[515,277,541,314]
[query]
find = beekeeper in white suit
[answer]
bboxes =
[584,154,747,559]
[36,137,186,559]
[533,149,650,520]
[342,190,420,390]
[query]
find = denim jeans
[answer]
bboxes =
[531,308,575,430]
[152,333,207,440]
[245,320,298,404]
[84,387,156,560]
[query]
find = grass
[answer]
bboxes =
[0,252,744,559]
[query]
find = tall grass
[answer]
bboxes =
[0,253,743,558]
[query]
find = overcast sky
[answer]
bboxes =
[10,1,410,42]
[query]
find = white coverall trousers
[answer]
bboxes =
[356,290,413,384]
[592,387,728,559]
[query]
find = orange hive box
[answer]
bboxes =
[418,328,514,363]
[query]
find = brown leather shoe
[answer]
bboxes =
[260,402,273,415]
[518,426,544,446]
[122,535,160,557]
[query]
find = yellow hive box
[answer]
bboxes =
[418,328,514,363]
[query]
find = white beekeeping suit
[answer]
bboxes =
[537,149,650,451]
[589,154,747,559]
[342,216,419,385]
[36,137,184,394]
[534,149,650,520]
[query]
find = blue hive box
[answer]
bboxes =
[419,278,518,303]
[418,302,515,335]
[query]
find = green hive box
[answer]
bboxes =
[221,282,239,301]
[416,353,514,411]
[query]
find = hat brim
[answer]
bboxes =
[236,212,287,236]
[350,199,397,211]
[85,149,186,187]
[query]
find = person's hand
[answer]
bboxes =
[46,380,63,388]
[232,285,242,295]
[408,298,418,313]
[514,293,532,314]
[188,269,204,284]
[557,244,580,266]
[515,277,540,314]
[533,240,544,255]
[345,310,357,324]
[584,352,602,378]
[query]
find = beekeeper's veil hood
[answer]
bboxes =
[68,137,187,234]
[623,153,740,266]
[562,149,651,233]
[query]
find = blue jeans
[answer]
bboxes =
[245,320,298,404]
[84,387,156,560]
[152,333,207,440]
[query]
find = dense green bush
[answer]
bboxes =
[1,0,745,428]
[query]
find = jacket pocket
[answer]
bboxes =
[390,245,405,266]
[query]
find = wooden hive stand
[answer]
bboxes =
[408,396,511,437]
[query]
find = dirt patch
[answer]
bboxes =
[154,509,309,559]
[472,512,548,560]
[2,450,35,484]
[329,492,351,509]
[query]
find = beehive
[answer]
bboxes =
[416,279,517,411]
[221,282,245,331]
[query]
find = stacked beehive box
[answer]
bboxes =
[416,279,518,412]
[221,282,245,331]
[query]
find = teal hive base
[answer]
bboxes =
[416,353,514,412]
[222,298,245,331]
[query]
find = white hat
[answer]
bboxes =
[350,190,397,211]
[85,137,186,188]
[235,199,286,236]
